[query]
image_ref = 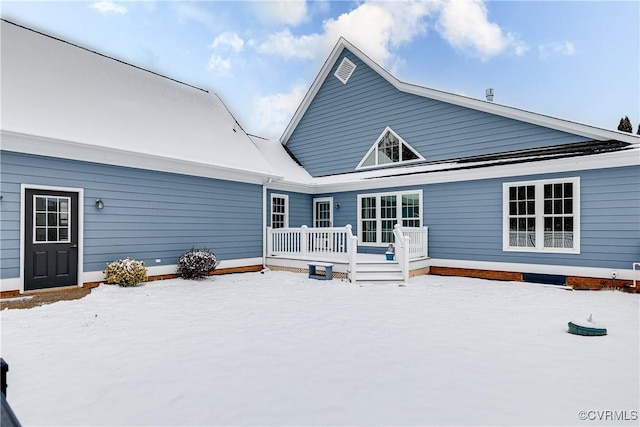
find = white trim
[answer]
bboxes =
[2,130,283,185]
[297,147,639,194]
[0,278,22,292]
[502,177,580,254]
[20,184,84,294]
[357,189,423,247]
[270,193,289,228]
[356,126,425,170]
[334,57,356,84]
[313,197,334,227]
[428,258,638,281]
[280,38,640,146]
[81,258,264,284]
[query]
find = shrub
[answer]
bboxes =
[104,258,148,287]
[177,247,218,279]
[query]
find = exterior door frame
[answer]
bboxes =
[20,184,84,293]
[313,197,333,228]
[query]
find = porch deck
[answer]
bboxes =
[265,225,430,282]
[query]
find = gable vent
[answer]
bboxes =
[334,57,356,84]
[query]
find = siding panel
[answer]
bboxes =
[318,166,639,270]
[0,151,263,279]
[287,49,589,177]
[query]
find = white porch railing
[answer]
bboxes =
[267,225,355,259]
[399,226,429,259]
[266,225,428,283]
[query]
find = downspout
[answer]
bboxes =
[262,177,273,269]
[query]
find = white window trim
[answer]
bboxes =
[270,193,289,228]
[20,184,84,294]
[357,189,423,247]
[502,177,580,254]
[313,197,333,228]
[356,126,425,170]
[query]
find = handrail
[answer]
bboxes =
[393,224,410,283]
[398,226,429,259]
[346,224,357,283]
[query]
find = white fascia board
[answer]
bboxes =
[428,258,639,282]
[2,130,284,185]
[255,147,638,194]
[311,147,639,194]
[281,38,640,146]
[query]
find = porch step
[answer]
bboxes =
[355,261,404,283]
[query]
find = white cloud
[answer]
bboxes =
[208,55,232,73]
[254,1,309,26]
[258,1,438,68]
[208,33,245,75]
[211,32,245,53]
[252,84,308,138]
[90,1,127,15]
[258,29,321,60]
[436,0,528,60]
[539,41,576,59]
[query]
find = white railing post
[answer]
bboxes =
[346,224,357,283]
[422,226,429,258]
[266,226,273,257]
[301,225,308,257]
[394,224,410,283]
[402,235,410,283]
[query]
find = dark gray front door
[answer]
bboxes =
[24,189,79,291]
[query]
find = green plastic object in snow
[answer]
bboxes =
[568,315,607,336]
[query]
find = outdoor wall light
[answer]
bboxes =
[95,199,104,210]
[334,202,340,209]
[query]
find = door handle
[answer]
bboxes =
[70,244,78,248]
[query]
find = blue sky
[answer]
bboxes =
[2,1,639,138]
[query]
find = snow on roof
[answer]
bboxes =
[0,20,279,183]
[250,135,313,188]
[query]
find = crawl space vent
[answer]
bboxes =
[334,57,356,84]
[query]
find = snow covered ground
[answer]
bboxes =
[1,271,638,426]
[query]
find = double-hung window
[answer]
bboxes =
[503,177,580,253]
[357,190,422,246]
[271,194,289,229]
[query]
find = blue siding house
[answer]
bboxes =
[262,38,640,288]
[0,20,280,294]
[1,20,638,294]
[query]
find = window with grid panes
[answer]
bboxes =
[271,194,288,229]
[503,178,579,253]
[357,190,422,245]
[34,195,71,243]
